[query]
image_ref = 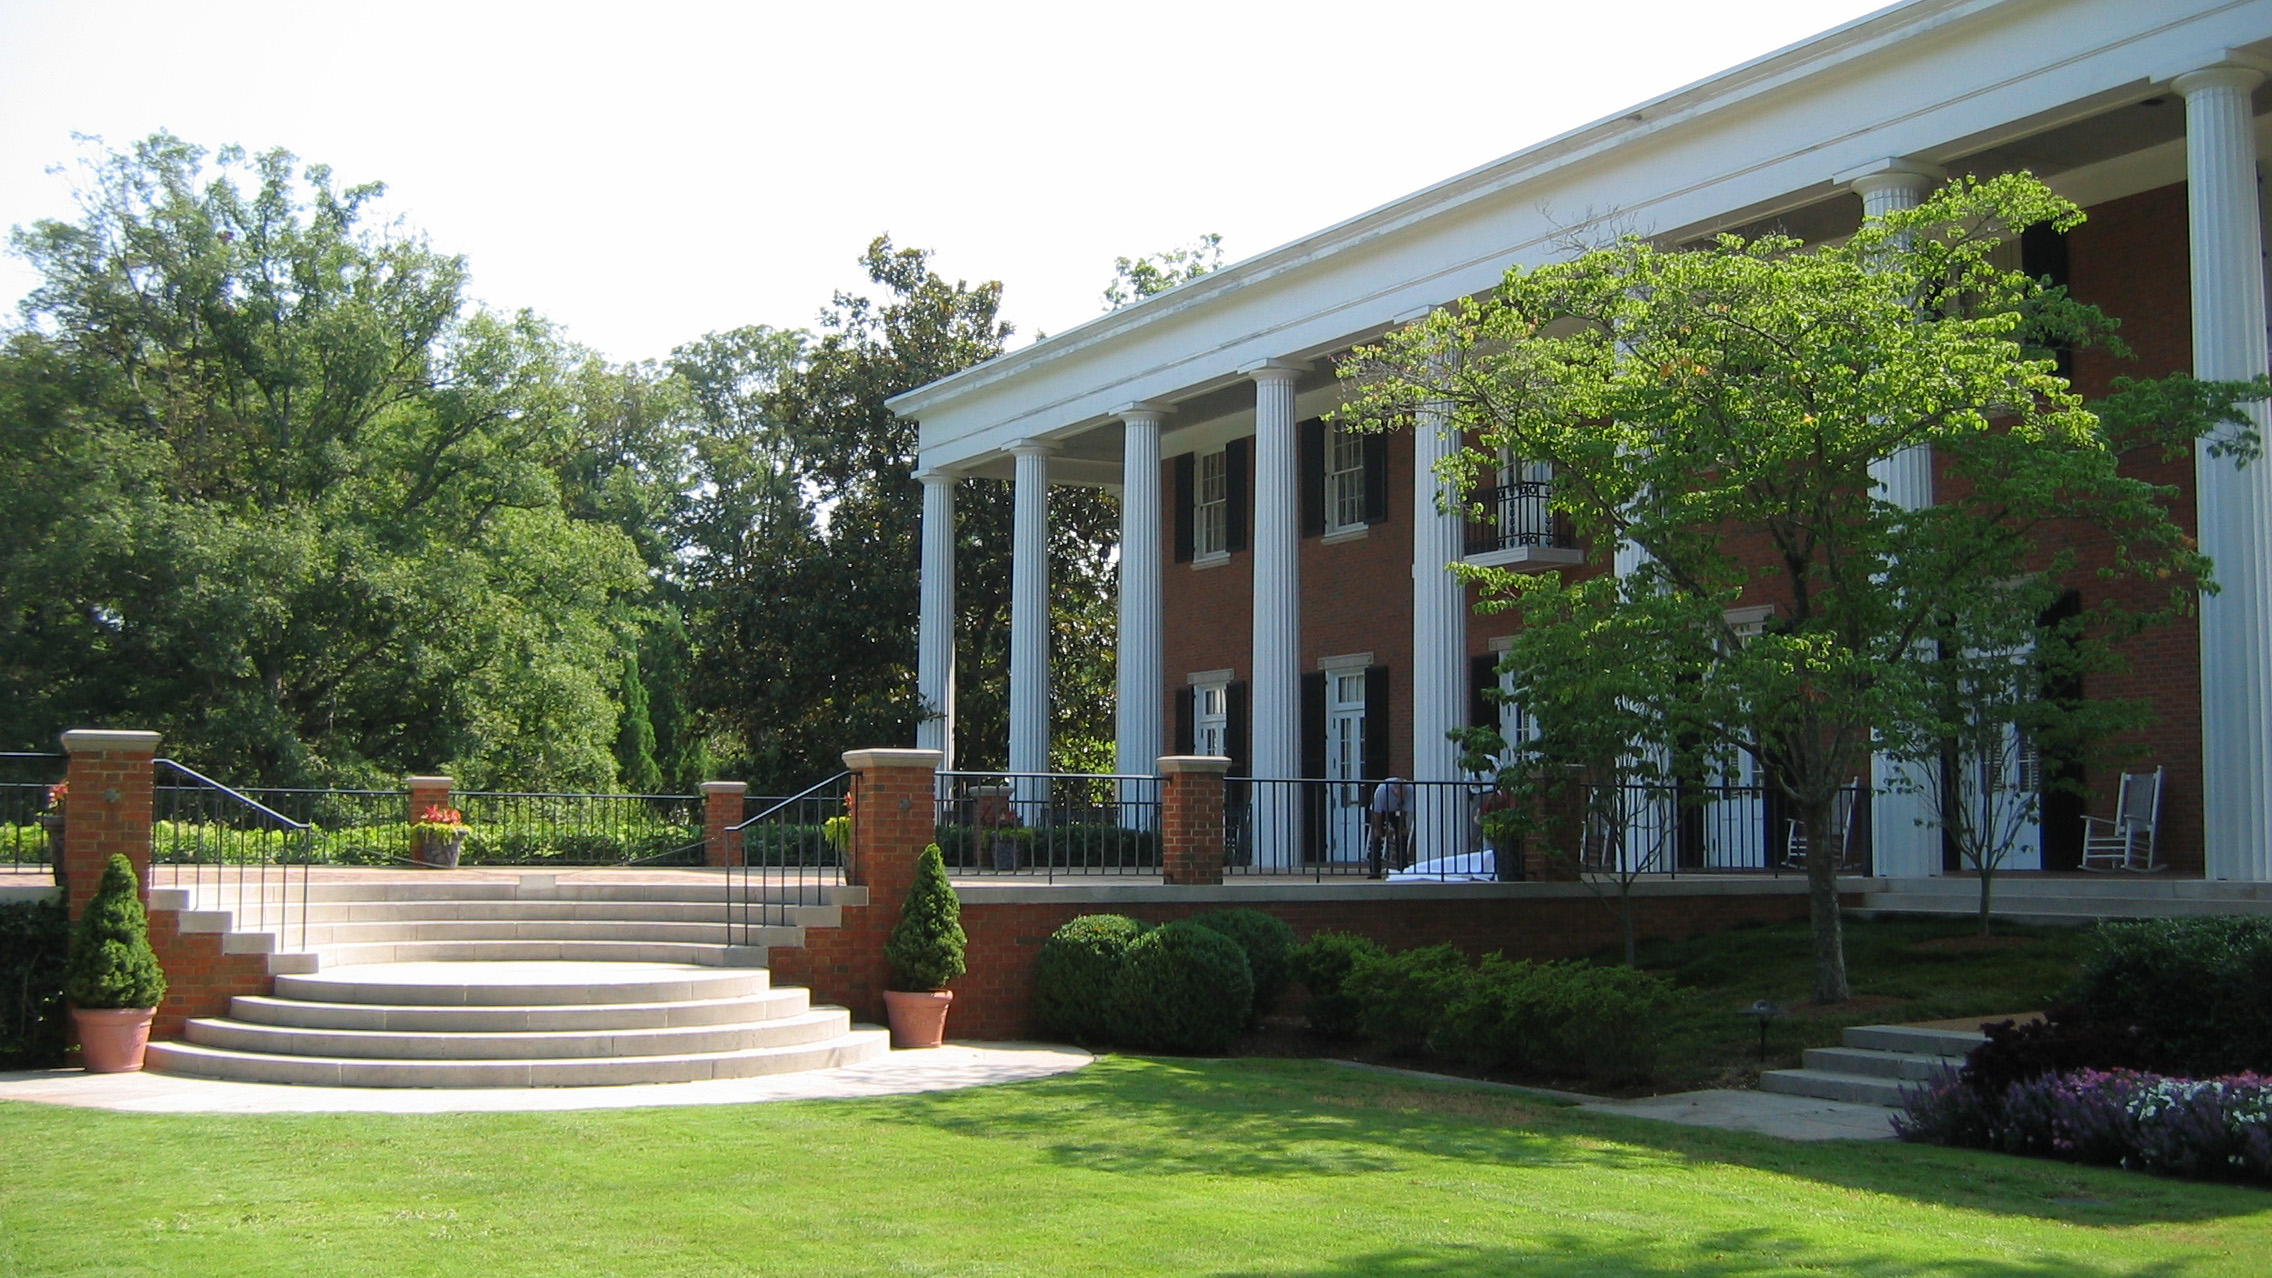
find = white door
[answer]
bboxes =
[1705,747,1768,868]
[1326,672,1368,862]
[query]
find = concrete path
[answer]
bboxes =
[1581,1088,1899,1141]
[0,1041,1090,1115]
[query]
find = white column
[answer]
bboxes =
[1246,361,1303,868]
[1008,440,1054,810]
[1411,396,1467,862]
[2178,63,2272,881]
[1115,404,1167,825]
[1849,159,1946,879]
[916,470,957,767]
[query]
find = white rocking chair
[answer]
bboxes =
[1784,781,1859,870]
[2080,766,2163,873]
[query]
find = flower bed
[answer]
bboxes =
[1895,1067,2272,1183]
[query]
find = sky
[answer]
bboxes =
[0,0,1896,366]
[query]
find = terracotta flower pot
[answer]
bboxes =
[72,1006,157,1073]
[882,988,953,1049]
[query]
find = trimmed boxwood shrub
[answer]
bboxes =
[0,898,69,1068]
[1439,956,1679,1083]
[2072,917,2272,1077]
[884,845,965,992]
[1034,913,1147,1043]
[1344,944,1473,1054]
[1187,908,1297,1016]
[1288,931,1388,1038]
[1107,920,1254,1053]
[64,854,166,1010]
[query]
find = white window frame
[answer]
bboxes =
[1325,425,1368,536]
[1194,679,1229,758]
[1194,447,1230,562]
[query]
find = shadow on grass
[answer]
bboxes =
[1208,1231,2205,1278]
[869,1056,2271,1228]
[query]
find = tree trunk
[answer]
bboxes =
[1623,886,1638,967]
[1977,867,1994,938]
[1800,795,1851,1003]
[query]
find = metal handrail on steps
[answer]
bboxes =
[725,772,850,947]
[153,758,312,952]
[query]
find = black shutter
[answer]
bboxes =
[1174,686,1195,756]
[1299,419,1325,538]
[1301,672,1327,780]
[1471,653,1501,730]
[1224,438,1250,554]
[1173,452,1195,563]
[1225,681,1251,777]
[1362,431,1390,525]
[2021,223,2070,289]
[1363,665,1392,780]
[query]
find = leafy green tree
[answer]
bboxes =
[1344,173,2263,1002]
[1103,233,1224,309]
[684,239,1119,789]
[0,134,651,788]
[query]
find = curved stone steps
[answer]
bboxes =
[148,960,889,1088]
[303,939,771,968]
[186,1006,855,1061]
[145,1033,890,1088]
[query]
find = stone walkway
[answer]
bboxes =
[1580,1088,1899,1141]
[0,1042,1090,1114]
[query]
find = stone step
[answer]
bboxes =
[275,961,772,1007]
[167,880,865,907]
[146,1029,891,1088]
[1841,1024,1990,1058]
[279,900,839,925]
[185,1005,854,1060]
[228,988,809,1032]
[1757,1068,1913,1107]
[303,939,771,968]
[289,919,804,947]
[1802,1045,1966,1081]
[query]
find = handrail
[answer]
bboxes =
[155,758,310,830]
[0,751,65,760]
[730,772,849,832]
[936,770,1162,783]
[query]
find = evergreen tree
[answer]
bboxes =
[884,845,966,991]
[63,855,166,1010]
[614,652,663,793]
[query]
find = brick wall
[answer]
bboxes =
[146,917,272,1041]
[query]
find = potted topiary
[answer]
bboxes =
[63,853,168,1073]
[412,804,468,868]
[882,844,965,1048]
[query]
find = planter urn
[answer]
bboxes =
[882,988,953,1049]
[72,1006,157,1073]
[36,813,64,891]
[415,830,466,869]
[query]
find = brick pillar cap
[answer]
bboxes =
[699,780,750,795]
[61,729,161,754]
[841,747,944,772]
[406,775,453,787]
[1158,755,1233,775]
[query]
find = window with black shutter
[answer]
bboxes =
[1224,438,1250,554]
[1362,665,1391,780]
[1299,419,1325,538]
[1174,686,1195,756]
[1173,453,1195,563]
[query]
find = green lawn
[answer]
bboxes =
[5,1056,2267,1276]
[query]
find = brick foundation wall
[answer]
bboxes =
[146,913,273,1041]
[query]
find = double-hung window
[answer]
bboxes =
[1326,426,1368,534]
[1195,448,1229,559]
[1195,680,1229,757]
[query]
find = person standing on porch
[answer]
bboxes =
[1368,777,1410,878]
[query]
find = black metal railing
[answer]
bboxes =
[1,752,65,875]
[238,788,414,865]
[1464,480,1573,556]
[725,772,849,946]
[934,771,1161,880]
[1229,777,1512,880]
[450,791,704,866]
[1571,779,1869,874]
[153,758,311,950]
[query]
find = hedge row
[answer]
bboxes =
[0,899,69,1068]
[1305,936,1678,1084]
[1033,909,1295,1052]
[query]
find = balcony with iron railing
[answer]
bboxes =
[1462,480,1585,570]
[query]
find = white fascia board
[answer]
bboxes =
[903,0,2272,475]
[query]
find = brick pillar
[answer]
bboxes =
[842,748,943,908]
[60,729,160,917]
[701,781,748,867]
[1158,755,1231,885]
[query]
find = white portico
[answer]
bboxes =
[891,0,2272,880]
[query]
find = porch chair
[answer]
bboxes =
[2080,766,2164,873]
[1783,781,1859,870]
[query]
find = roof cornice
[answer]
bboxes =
[886,0,2005,420]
